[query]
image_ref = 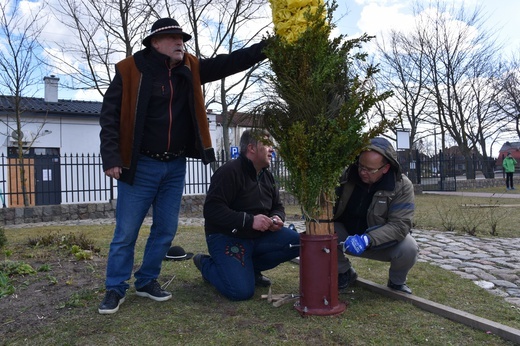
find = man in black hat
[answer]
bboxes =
[98,17,268,314]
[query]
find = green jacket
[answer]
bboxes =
[503,156,517,173]
[333,170,414,248]
[333,138,415,248]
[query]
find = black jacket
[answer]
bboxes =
[203,155,285,239]
[99,41,267,185]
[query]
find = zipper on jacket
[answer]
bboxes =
[257,170,267,210]
[167,67,174,151]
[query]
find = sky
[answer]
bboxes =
[6,0,514,157]
[336,0,519,54]
[334,0,520,156]
[39,0,518,102]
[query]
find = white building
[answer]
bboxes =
[0,76,226,206]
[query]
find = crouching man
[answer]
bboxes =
[333,137,419,294]
[193,130,300,300]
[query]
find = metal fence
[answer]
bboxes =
[0,149,501,207]
[397,150,497,191]
[0,153,112,207]
[0,153,293,207]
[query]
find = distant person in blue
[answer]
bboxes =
[503,152,517,190]
[193,129,300,301]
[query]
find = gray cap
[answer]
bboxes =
[364,137,402,176]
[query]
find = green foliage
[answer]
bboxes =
[0,271,15,298]
[27,232,99,254]
[46,274,58,285]
[38,263,52,272]
[70,244,81,254]
[61,290,96,308]
[0,260,36,276]
[260,1,394,219]
[71,244,93,260]
[74,250,93,260]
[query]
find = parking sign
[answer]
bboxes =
[231,146,239,159]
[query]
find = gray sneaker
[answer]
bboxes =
[387,280,412,294]
[98,290,125,314]
[135,280,172,301]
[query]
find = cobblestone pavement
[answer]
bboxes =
[8,217,520,306]
[287,220,520,306]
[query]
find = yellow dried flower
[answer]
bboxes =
[269,0,325,43]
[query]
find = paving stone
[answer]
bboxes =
[492,280,518,288]
[504,297,520,306]
[454,272,478,280]
[439,264,459,271]
[474,280,495,289]
[488,289,509,297]
[459,262,496,271]
[506,288,520,295]
[462,268,497,281]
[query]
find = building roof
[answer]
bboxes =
[0,95,102,118]
[213,111,258,127]
[499,141,520,153]
[0,96,258,125]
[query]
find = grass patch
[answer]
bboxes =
[414,193,520,237]
[1,222,519,345]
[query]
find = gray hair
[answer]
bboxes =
[239,129,270,155]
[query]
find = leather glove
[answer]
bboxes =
[343,234,370,255]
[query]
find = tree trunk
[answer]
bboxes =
[306,192,334,236]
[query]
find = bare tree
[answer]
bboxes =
[47,0,162,97]
[0,0,48,206]
[181,0,270,160]
[375,29,433,149]
[415,1,504,178]
[464,59,506,177]
[496,55,520,140]
[376,1,505,178]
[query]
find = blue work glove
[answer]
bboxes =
[343,234,370,255]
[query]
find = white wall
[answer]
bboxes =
[0,116,101,155]
[0,114,220,204]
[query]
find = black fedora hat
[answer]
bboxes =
[143,18,192,47]
[164,245,194,261]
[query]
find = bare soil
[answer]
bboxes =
[1,244,105,341]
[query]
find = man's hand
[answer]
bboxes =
[268,215,283,231]
[253,215,283,232]
[105,167,122,180]
[343,234,370,255]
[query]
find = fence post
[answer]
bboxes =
[415,149,421,184]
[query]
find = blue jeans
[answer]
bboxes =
[199,228,300,301]
[105,155,186,296]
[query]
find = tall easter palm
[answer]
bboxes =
[260,0,394,235]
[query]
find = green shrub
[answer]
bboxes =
[27,232,99,254]
[0,260,36,276]
[0,272,15,298]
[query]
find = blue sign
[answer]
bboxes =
[230,146,239,159]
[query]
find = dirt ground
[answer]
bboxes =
[0,243,105,341]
